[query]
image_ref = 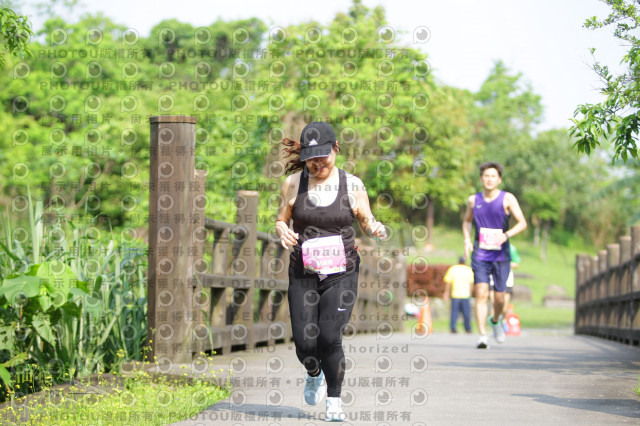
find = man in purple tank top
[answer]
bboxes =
[462,162,527,349]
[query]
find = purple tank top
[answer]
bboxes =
[472,191,511,262]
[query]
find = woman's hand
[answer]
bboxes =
[369,221,387,240]
[276,220,299,250]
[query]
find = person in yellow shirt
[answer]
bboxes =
[443,257,474,333]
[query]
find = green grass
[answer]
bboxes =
[512,303,574,329]
[0,370,230,425]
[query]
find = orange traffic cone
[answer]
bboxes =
[505,303,521,336]
[416,297,432,335]
[505,313,521,335]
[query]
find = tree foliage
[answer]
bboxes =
[0,0,636,247]
[0,4,34,68]
[571,0,640,162]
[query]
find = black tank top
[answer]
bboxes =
[290,166,358,272]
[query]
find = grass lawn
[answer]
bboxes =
[512,302,574,329]
[0,370,230,425]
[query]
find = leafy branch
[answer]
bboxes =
[571,0,640,162]
[0,6,34,69]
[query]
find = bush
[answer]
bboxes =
[0,189,148,402]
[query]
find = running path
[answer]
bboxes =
[171,330,640,425]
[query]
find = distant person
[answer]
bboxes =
[490,243,521,331]
[462,162,527,349]
[443,256,474,334]
[275,122,387,421]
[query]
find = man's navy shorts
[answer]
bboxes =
[471,258,510,293]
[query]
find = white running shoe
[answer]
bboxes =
[491,316,506,343]
[325,397,346,422]
[476,334,489,349]
[303,370,326,405]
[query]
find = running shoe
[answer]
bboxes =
[325,397,346,422]
[304,370,326,405]
[491,316,505,343]
[476,335,489,349]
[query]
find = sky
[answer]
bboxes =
[19,0,628,131]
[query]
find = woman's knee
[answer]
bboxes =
[294,337,317,357]
[294,323,320,353]
[317,331,343,355]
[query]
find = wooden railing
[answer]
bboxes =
[575,226,640,345]
[146,116,406,364]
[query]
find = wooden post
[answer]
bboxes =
[273,239,291,341]
[590,256,598,303]
[620,236,632,263]
[584,256,593,303]
[147,115,196,365]
[573,254,584,334]
[631,227,640,339]
[598,250,607,300]
[258,240,278,346]
[191,169,208,357]
[575,254,586,333]
[576,254,585,289]
[580,255,588,307]
[596,249,607,329]
[632,226,640,293]
[211,227,231,354]
[393,248,407,330]
[607,244,620,297]
[619,236,631,298]
[233,190,258,350]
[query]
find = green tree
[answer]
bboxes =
[499,129,632,250]
[571,0,640,162]
[0,3,34,68]
[243,0,472,241]
[591,158,640,224]
[461,60,630,250]
[473,61,543,163]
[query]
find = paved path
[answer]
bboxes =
[171,329,640,425]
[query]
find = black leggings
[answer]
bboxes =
[287,257,359,398]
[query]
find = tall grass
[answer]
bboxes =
[0,191,148,402]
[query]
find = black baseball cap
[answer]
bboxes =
[299,122,336,161]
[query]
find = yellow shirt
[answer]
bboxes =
[443,264,474,299]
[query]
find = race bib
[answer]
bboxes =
[301,235,347,275]
[479,227,504,250]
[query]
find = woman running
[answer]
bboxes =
[275,122,387,422]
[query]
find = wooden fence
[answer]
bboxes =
[146,116,407,364]
[575,226,640,345]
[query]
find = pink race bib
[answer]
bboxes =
[301,235,347,275]
[479,227,503,250]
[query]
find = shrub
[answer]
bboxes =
[0,188,148,402]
